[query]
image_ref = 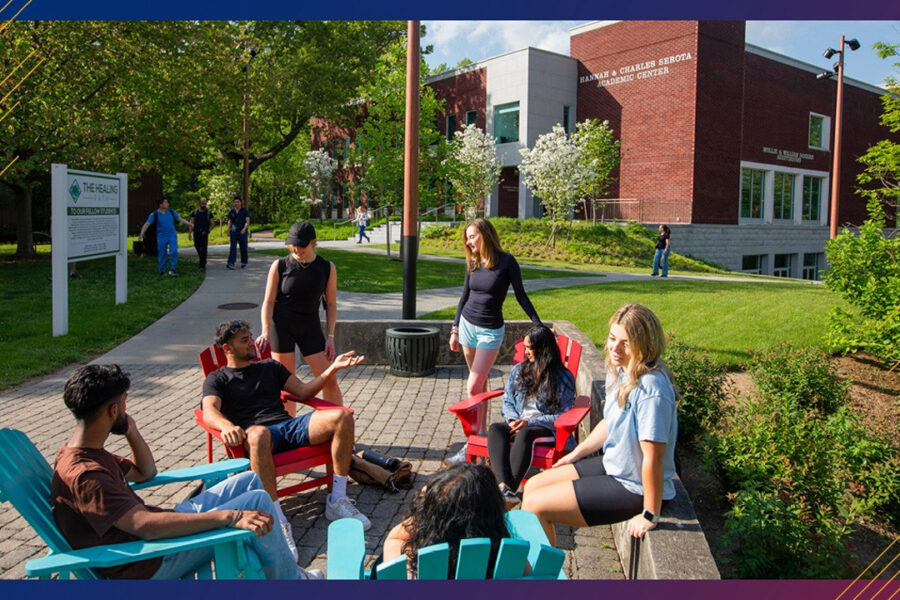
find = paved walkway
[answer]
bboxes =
[0,242,624,580]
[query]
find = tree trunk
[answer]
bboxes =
[15,184,35,257]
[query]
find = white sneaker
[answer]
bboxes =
[325,494,372,531]
[300,567,325,580]
[443,444,468,466]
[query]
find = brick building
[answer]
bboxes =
[323,20,897,278]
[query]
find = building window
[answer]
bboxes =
[742,254,764,274]
[740,168,765,220]
[802,253,821,281]
[465,110,477,127]
[344,137,351,157]
[773,172,794,220]
[563,106,571,134]
[494,102,520,144]
[802,176,823,222]
[773,253,792,277]
[809,113,831,150]
[446,114,457,141]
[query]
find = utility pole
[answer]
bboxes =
[402,20,420,319]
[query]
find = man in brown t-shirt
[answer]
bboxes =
[51,364,316,579]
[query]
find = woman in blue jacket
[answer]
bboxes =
[487,325,575,506]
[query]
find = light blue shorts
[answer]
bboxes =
[458,316,505,350]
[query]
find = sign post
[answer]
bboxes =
[51,164,128,336]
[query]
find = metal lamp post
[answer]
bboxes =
[818,36,860,239]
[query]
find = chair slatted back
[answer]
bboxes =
[512,334,581,379]
[0,428,98,579]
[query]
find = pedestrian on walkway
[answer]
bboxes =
[227,197,251,269]
[446,218,543,465]
[189,198,216,270]
[651,224,670,277]
[138,198,192,277]
[52,364,319,580]
[355,204,370,243]
[258,221,344,412]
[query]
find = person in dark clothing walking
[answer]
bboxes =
[227,197,251,269]
[189,198,216,270]
[651,224,671,277]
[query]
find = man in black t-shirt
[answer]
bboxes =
[189,198,216,270]
[202,320,371,529]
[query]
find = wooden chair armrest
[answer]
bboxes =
[281,391,354,413]
[447,389,503,414]
[26,528,255,578]
[130,459,250,492]
[327,518,366,580]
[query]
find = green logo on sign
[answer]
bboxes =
[69,180,82,203]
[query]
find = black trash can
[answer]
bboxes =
[385,326,440,377]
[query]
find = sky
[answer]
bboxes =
[422,21,900,88]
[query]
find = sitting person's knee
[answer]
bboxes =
[246,426,271,450]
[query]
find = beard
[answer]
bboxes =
[110,411,130,436]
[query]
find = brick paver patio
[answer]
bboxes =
[0,361,622,579]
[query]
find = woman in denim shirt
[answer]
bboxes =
[487,325,575,506]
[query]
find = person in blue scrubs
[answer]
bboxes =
[139,198,193,276]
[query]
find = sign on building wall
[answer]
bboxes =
[51,164,128,336]
[579,52,694,89]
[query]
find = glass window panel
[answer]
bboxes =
[774,172,793,220]
[809,115,823,148]
[494,102,520,144]
[446,115,457,141]
[466,110,477,126]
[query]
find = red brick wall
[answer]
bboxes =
[573,21,700,223]
[429,67,487,139]
[692,22,745,225]
[740,53,893,226]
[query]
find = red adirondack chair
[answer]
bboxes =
[448,335,590,474]
[195,343,352,498]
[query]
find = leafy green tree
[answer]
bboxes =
[572,118,621,219]
[824,41,900,366]
[348,38,450,213]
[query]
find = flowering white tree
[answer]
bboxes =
[199,171,240,236]
[300,149,338,215]
[444,124,502,217]
[519,124,588,246]
[572,118,621,221]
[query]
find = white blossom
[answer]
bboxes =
[444,124,502,216]
[300,148,338,203]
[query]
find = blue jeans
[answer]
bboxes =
[357,224,369,242]
[157,233,178,273]
[652,248,669,276]
[150,471,304,580]
[228,230,248,267]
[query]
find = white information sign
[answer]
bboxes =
[51,164,128,336]
[66,171,122,259]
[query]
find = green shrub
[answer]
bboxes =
[720,487,852,578]
[825,408,900,525]
[824,202,900,364]
[664,340,729,441]
[748,343,849,414]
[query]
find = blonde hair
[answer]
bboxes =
[606,303,669,407]
[463,218,502,273]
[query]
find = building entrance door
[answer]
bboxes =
[498,167,519,218]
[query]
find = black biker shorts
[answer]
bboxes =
[572,455,644,526]
[270,311,326,357]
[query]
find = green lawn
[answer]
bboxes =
[257,248,595,293]
[0,253,203,390]
[422,279,844,368]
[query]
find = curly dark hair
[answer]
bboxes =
[516,325,565,412]
[63,364,131,421]
[215,319,250,347]
[402,463,509,578]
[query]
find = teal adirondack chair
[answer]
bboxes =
[0,428,263,580]
[327,509,566,580]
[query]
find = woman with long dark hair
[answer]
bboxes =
[521,304,678,544]
[383,463,510,578]
[446,218,543,464]
[487,325,575,505]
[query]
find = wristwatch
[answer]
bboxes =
[641,509,660,524]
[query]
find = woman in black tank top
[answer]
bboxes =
[259,221,343,413]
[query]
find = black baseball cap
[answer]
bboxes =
[285,221,316,248]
